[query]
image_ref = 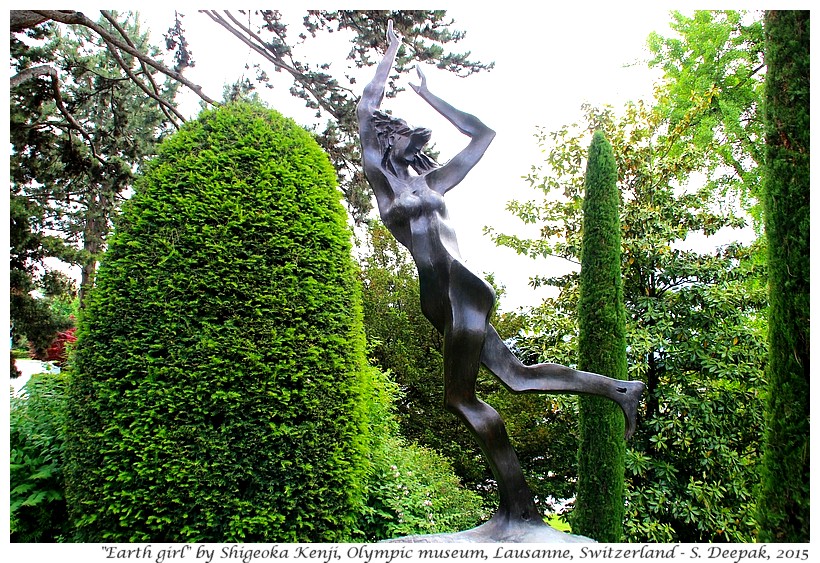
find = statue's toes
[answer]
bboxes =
[621,380,646,440]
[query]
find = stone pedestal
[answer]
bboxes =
[381,519,594,543]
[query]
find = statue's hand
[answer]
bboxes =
[387,19,399,46]
[409,65,428,95]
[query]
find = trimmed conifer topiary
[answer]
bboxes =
[573,131,627,541]
[64,102,371,542]
[756,10,810,543]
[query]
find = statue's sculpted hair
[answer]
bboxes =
[371,110,439,175]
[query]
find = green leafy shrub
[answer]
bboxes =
[64,102,372,542]
[623,275,768,542]
[356,370,484,541]
[361,436,485,540]
[10,373,70,542]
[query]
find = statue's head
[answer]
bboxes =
[372,110,438,175]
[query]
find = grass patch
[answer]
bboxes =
[546,514,572,532]
[12,348,31,359]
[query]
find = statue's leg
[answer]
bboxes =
[443,262,542,528]
[480,324,645,438]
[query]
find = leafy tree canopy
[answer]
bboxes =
[11,11,177,304]
[646,10,766,225]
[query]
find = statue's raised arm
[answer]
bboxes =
[409,65,495,194]
[356,21,403,214]
[357,20,399,120]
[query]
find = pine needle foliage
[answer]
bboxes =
[63,102,371,542]
[573,131,627,541]
[756,10,810,542]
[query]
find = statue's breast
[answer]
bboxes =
[384,186,446,225]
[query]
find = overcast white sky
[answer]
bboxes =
[134,4,684,310]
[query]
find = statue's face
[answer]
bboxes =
[393,127,431,164]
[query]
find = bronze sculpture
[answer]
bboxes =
[357,21,645,542]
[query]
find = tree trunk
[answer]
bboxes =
[79,189,111,306]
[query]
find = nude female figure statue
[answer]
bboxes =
[357,21,645,540]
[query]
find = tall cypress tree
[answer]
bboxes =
[573,131,627,541]
[756,10,810,542]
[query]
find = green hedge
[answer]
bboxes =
[64,102,371,542]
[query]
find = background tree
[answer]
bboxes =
[11,10,490,224]
[572,131,627,541]
[10,10,212,120]
[9,193,75,374]
[756,10,810,543]
[10,12,180,371]
[11,11,179,303]
[646,11,766,224]
[63,103,373,542]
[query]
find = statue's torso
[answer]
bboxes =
[379,176,465,330]
[380,176,460,260]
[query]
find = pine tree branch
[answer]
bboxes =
[201,10,348,121]
[29,10,217,106]
[99,38,185,125]
[10,10,52,32]
[99,10,184,128]
[11,65,106,166]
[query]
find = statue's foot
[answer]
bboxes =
[615,380,646,439]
